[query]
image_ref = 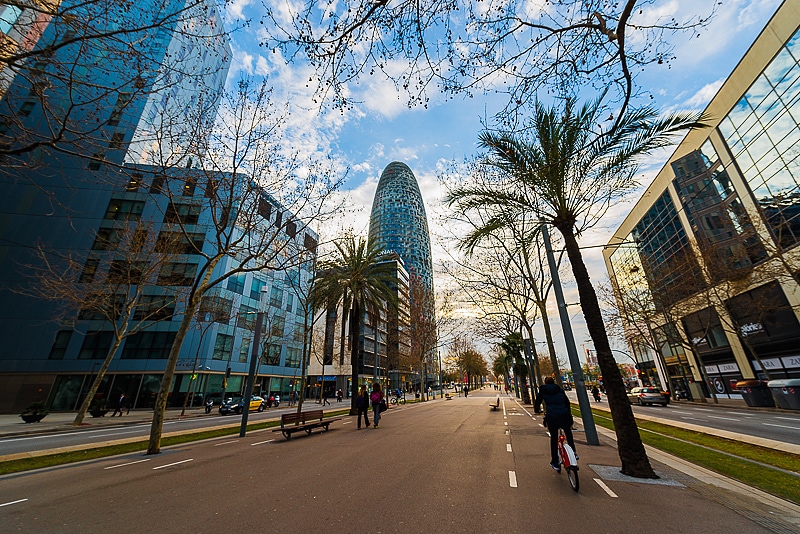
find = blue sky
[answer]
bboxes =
[220,0,784,360]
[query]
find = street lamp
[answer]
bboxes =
[239,288,268,438]
[541,223,599,446]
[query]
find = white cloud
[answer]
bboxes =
[683,79,725,108]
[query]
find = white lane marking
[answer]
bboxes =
[775,416,800,421]
[214,440,239,446]
[727,411,755,416]
[689,408,714,412]
[506,444,512,453]
[505,430,509,435]
[341,421,352,425]
[502,400,507,416]
[0,499,28,507]
[539,424,545,428]
[594,479,618,498]
[707,416,739,421]
[104,458,151,470]
[153,459,193,470]
[508,471,517,488]
[763,423,800,430]
[251,439,274,446]
[668,410,694,415]
[0,427,144,444]
[504,422,508,426]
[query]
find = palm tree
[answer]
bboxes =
[499,332,530,403]
[447,96,705,478]
[310,235,398,414]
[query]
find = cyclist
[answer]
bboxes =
[534,377,577,472]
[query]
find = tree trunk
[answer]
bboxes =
[73,335,124,426]
[538,303,563,386]
[556,223,657,478]
[349,301,361,415]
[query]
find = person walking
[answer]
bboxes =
[591,385,601,402]
[370,382,384,428]
[534,376,577,472]
[356,385,371,429]
[112,393,126,417]
[322,389,331,406]
[463,384,469,398]
[336,389,343,403]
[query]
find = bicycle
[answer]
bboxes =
[556,427,579,492]
[389,393,406,405]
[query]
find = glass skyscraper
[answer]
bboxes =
[605,1,800,400]
[368,161,434,295]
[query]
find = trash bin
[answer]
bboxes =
[735,380,775,407]
[767,379,800,410]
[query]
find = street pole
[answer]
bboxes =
[240,291,266,438]
[541,223,599,446]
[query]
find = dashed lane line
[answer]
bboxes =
[763,422,800,431]
[707,415,740,421]
[153,459,193,470]
[508,471,517,488]
[594,479,618,498]
[104,458,151,470]
[0,499,28,507]
[214,440,239,447]
[507,444,512,453]
[251,439,274,446]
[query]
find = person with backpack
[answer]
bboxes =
[355,385,371,429]
[370,382,384,428]
[534,377,578,472]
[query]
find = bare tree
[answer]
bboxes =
[261,0,719,123]
[145,79,343,454]
[25,222,184,425]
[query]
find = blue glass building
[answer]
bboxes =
[368,162,434,295]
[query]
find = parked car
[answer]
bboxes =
[627,387,668,407]
[219,395,266,415]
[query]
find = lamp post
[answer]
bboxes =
[240,288,268,438]
[541,223,599,446]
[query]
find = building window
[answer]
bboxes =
[183,175,196,196]
[269,286,282,308]
[108,132,125,149]
[263,344,281,365]
[49,330,72,360]
[286,293,293,313]
[237,305,256,329]
[198,295,232,322]
[19,101,35,116]
[270,314,285,338]
[304,233,318,253]
[226,272,246,294]
[286,220,296,238]
[88,153,105,170]
[258,197,272,219]
[78,331,114,359]
[156,231,204,254]
[293,320,305,342]
[285,347,301,368]
[0,6,24,34]
[121,331,176,359]
[104,199,144,221]
[108,92,131,126]
[134,295,175,320]
[157,262,197,286]
[164,202,201,225]
[250,278,266,300]
[150,174,166,194]
[126,173,142,192]
[212,333,234,360]
[106,260,147,284]
[239,337,251,363]
[92,228,121,251]
[79,258,100,283]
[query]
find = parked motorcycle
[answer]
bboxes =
[205,399,213,414]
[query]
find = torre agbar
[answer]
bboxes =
[605,0,800,403]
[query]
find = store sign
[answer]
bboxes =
[705,365,719,374]
[782,356,800,369]
[740,322,764,336]
[752,358,782,371]
[718,362,739,373]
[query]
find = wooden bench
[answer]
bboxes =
[272,409,341,440]
[489,398,500,411]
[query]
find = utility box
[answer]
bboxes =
[767,379,800,410]
[735,380,775,408]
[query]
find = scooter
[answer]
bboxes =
[205,399,213,414]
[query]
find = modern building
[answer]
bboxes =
[0,0,317,413]
[0,1,59,97]
[605,0,800,400]
[368,161,434,295]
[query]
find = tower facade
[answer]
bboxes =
[368,162,434,295]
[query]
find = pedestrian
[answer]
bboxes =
[370,382,384,428]
[322,389,331,406]
[290,391,296,406]
[112,393,126,417]
[427,385,432,398]
[591,385,601,402]
[356,385,371,429]
[463,384,469,398]
[337,389,343,403]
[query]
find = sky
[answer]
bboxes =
[217,0,784,363]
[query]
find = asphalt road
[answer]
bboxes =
[573,393,800,445]
[0,391,785,533]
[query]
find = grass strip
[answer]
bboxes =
[577,407,800,504]
[0,409,351,476]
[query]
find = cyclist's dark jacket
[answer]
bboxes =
[534,383,571,426]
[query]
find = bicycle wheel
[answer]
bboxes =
[399,397,406,405]
[567,466,579,492]
[390,397,398,405]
